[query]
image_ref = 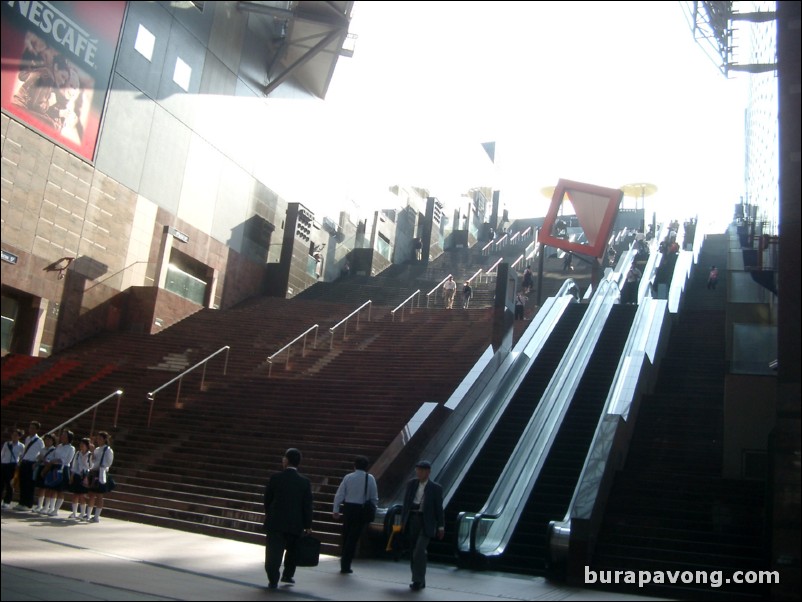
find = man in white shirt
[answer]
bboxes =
[332,455,379,574]
[443,276,456,309]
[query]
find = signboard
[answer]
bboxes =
[1,1,127,161]
[1,249,19,264]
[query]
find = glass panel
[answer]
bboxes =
[1,295,19,354]
[165,264,206,305]
[376,237,391,260]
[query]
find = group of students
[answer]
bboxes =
[1,421,115,523]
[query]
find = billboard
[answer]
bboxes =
[1,1,127,161]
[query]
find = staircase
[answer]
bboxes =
[589,234,769,600]
[1,290,493,556]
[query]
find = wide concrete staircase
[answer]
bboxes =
[2,286,493,555]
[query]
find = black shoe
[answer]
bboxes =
[410,582,425,591]
[267,583,278,589]
[280,576,295,584]
[340,568,353,574]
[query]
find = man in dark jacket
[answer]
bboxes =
[264,448,313,589]
[401,460,444,591]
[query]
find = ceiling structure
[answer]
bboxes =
[680,1,777,76]
[238,1,355,99]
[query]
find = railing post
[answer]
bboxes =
[175,377,183,407]
[201,361,208,391]
[147,393,155,428]
[223,346,230,375]
[113,390,122,430]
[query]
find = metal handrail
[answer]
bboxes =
[426,274,453,308]
[391,290,420,322]
[509,231,520,244]
[329,301,372,349]
[45,390,123,437]
[494,233,508,248]
[521,226,533,239]
[466,269,483,284]
[481,258,503,284]
[267,325,319,376]
[147,346,230,427]
[481,239,495,255]
[510,254,525,270]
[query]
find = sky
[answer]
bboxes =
[271,1,748,232]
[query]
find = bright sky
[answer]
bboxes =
[271,1,747,232]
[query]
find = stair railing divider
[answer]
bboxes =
[46,389,123,437]
[329,301,372,349]
[509,231,520,245]
[466,268,483,285]
[481,258,503,285]
[481,240,495,256]
[494,233,508,250]
[267,325,319,377]
[426,274,453,308]
[510,254,525,271]
[391,290,420,322]
[147,346,230,427]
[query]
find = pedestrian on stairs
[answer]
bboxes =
[443,276,456,309]
[707,266,719,290]
[515,292,528,320]
[462,281,473,309]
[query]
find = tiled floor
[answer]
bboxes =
[1,509,665,601]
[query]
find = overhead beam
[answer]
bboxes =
[264,28,342,96]
[238,1,350,28]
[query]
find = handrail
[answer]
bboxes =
[461,280,622,558]
[510,254,525,271]
[391,290,420,322]
[85,261,156,291]
[521,226,533,239]
[466,269,483,284]
[481,239,495,254]
[45,390,123,437]
[509,231,520,244]
[494,233,508,248]
[267,324,319,376]
[481,258,503,284]
[147,346,230,427]
[426,274,453,308]
[329,301,372,349]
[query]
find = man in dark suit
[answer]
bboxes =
[263,448,313,589]
[401,460,445,591]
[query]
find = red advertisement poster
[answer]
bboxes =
[1,1,127,161]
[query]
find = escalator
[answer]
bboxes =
[428,302,587,563]
[492,303,637,574]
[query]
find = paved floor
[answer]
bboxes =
[1,509,664,601]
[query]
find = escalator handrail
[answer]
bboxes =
[461,279,622,558]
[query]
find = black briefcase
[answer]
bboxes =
[295,535,321,567]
